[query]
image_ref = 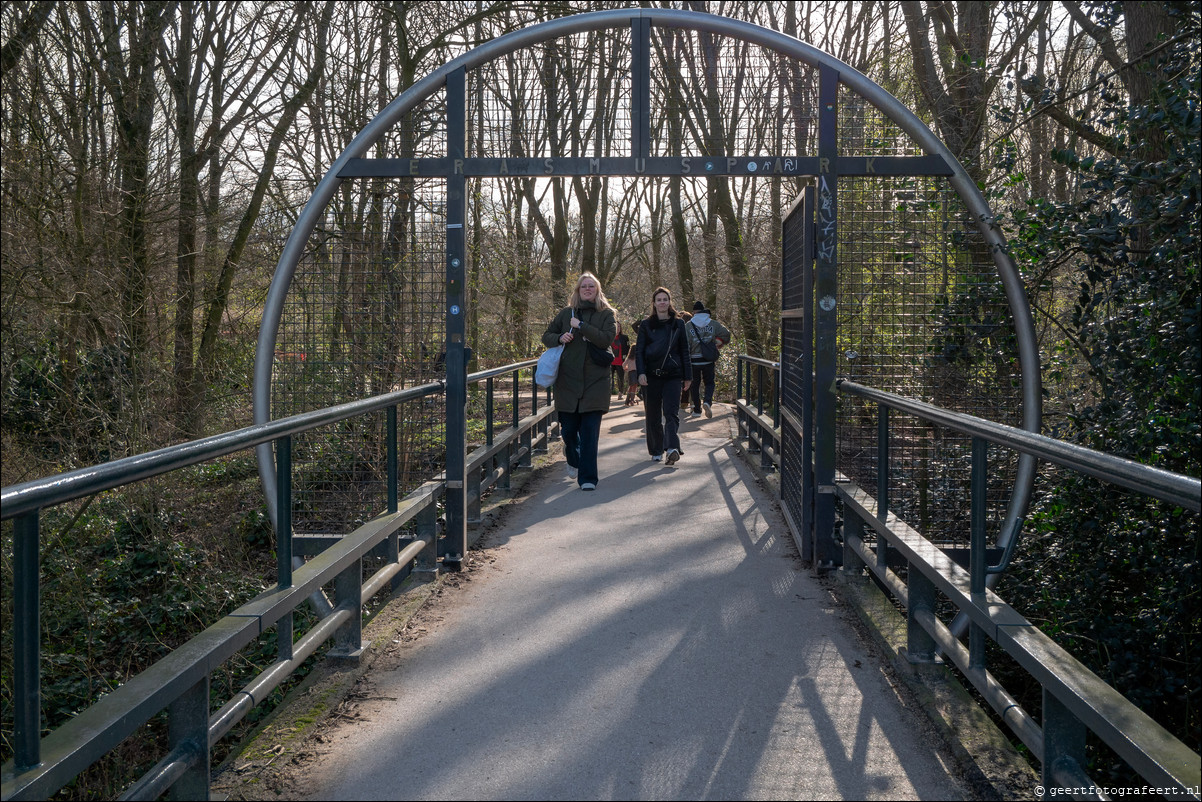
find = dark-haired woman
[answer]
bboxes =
[634,287,692,465]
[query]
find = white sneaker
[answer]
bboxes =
[652,454,662,462]
[581,482,596,491]
[703,402,712,418]
[665,449,680,466]
[567,465,578,480]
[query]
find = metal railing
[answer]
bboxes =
[733,356,1202,799]
[1,359,554,800]
[735,355,780,472]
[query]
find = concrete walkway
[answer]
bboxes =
[269,402,970,801]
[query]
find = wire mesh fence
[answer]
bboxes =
[272,179,447,535]
[835,175,1022,548]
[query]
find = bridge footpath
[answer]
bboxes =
[216,403,987,801]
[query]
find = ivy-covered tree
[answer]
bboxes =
[1005,0,1200,771]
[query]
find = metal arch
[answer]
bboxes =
[253,8,1041,572]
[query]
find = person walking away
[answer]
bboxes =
[635,287,692,465]
[685,301,732,418]
[610,320,630,395]
[541,273,618,490]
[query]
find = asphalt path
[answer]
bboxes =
[286,400,970,801]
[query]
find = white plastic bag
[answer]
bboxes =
[535,345,563,388]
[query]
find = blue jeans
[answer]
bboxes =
[689,362,716,411]
[643,377,683,456]
[559,410,603,486]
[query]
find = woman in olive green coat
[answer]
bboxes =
[541,273,618,490]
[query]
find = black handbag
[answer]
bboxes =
[578,308,614,366]
[587,340,614,367]
[692,323,720,363]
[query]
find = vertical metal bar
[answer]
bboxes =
[511,368,520,430]
[276,436,292,589]
[277,612,293,663]
[416,499,438,576]
[486,376,495,445]
[387,406,398,514]
[800,184,816,564]
[877,404,889,574]
[843,510,866,575]
[970,436,988,669]
[773,363,781,430]
[737,357,743,403]
[165,675,210,801]
[756,364,765,416]
[1042,689,1087,799]
[631,18,651,158]
[813,64,840,570]
[906,566,938,662]
[14,510,40,769]
[387,404,400,589]
[444,65,468,567]
[331,559,364,660]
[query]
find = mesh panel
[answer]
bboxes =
[272,179,446,534]
[835,176,1021,547]
[652,29,819,157]
[469,29,632,160]
[839,86,925,157]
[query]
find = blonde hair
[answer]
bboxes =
[569,272,613,311]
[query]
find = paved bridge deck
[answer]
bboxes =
[217,402,976,801]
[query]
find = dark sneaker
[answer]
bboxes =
[665,449,680,466]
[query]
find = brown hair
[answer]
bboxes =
[648,286,678,318]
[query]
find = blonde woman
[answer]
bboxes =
[541,273,618,490]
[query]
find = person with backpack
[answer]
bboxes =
[635,287,692,465]
[684,301,732,419]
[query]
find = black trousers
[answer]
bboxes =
[642,376,683,456]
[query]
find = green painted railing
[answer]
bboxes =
[734,355,1201,800]
[1,360,553,800]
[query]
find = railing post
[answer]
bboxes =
[330,558,364,662]
[387,405,402,590]
[970,436,988,670]
[468,463,482,526]
[773,362,781,430]
[906,566,938,663]
[387,406,398,514]
[165,675,210,801]
[415,498,438,576]
[1042,689,1087,800]
[843,510,866,575]
[275,436,292,590]
[756,363,765,416]
[443,65,468,568]
[485,377,495,446]
[13,510,41,770]
[877,405,890,575]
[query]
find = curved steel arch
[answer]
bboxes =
[253,7,1040,570]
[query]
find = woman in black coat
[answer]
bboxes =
[635,287,692,464]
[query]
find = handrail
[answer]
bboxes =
[837,379,1201,512]
[1,381,445,520]
[1,358,550,800]
[1,360,541,520]
[733,358,1201,797]
[740,355,780,370]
